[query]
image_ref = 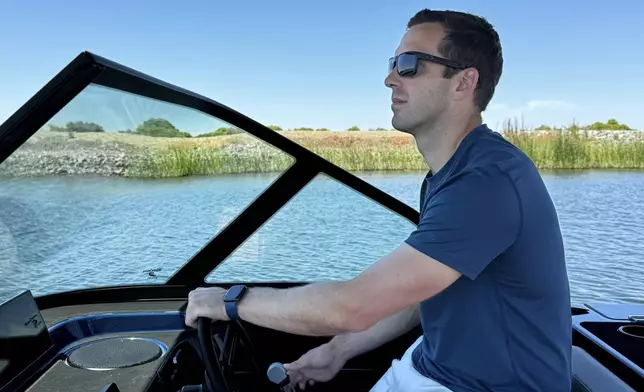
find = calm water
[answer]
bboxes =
[1,170,643,307]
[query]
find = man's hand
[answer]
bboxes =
[185,287,229,328]
[284,342,347,389]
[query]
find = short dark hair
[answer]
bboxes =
[407,9,503,111]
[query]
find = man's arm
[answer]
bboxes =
[328,304,420,361]
[235,243,459,336]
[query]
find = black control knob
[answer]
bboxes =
[267,362,295,391]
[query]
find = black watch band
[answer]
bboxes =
[223,285,248,321]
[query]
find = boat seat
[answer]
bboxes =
[571,345,635,392]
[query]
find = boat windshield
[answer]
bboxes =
[0,77,417,302]
[0,83,299,301]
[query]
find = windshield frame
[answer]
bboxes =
[0,51,419,290]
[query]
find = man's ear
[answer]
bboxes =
[453,67,479,100]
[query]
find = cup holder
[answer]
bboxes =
[618,324,644,339]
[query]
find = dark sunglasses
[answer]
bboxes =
[388,51,467,76]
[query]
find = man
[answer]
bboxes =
[185,8,573,392]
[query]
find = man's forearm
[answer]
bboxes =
[328,304,420,361]
[236,282,363,336]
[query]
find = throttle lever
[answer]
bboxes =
[267,362,296,392]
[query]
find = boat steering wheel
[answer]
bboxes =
[198,316,279,392]
[197,317,231,392]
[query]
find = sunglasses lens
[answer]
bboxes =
[388,57,396,73]
[396,53,417,76]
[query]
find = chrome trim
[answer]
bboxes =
[62,336,169,371]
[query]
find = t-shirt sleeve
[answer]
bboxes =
[404,165,521,280]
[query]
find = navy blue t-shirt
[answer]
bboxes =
[405,124,572,392]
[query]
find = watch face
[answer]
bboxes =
[224,285,246,302]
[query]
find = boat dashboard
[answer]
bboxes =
[1,290,644,392]
[0,291,287,392]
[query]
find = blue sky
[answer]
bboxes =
[1,0,643,134]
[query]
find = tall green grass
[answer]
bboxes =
[503,120,644,170]
[127,127,644,178]
[129,143,295,178]
[307,146,426,172]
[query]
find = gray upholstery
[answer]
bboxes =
[571,345,636,392]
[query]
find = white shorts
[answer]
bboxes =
[370,336,453,392]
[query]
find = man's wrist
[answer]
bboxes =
[223,285,248,321]
[220,300,229,321]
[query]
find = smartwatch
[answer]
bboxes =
[223,284,248,321]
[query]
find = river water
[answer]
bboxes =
[0,170,643,307]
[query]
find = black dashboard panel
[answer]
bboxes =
[0,291,55,391]
[572,303,644,389]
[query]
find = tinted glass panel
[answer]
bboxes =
[0,84,294,302]
[207,173,417,282]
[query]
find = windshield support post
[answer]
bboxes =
[167,162,318,286]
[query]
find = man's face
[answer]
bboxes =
[385,23,453,135]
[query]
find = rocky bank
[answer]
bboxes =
[0,132,138,177]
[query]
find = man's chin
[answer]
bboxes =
[391,116,413,134]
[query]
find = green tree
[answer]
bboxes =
[135,118,191,137]
[49,121,105,133]
[586,118,631,131]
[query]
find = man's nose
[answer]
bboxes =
[384,70,400,89]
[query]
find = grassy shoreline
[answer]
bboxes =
[132,129,644,177]
[2,129,644,178]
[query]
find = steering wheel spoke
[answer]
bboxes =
[197,318,231,392]
[216,322,236,367]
